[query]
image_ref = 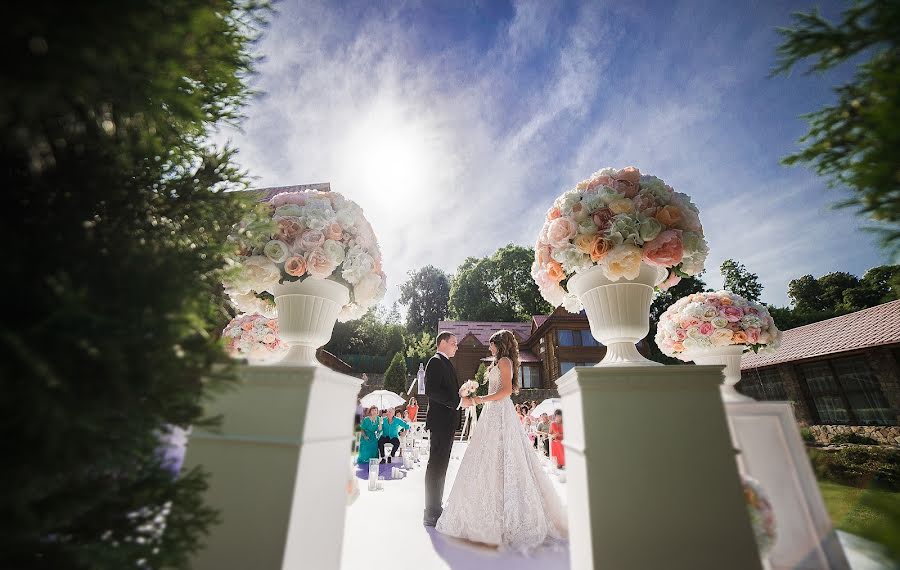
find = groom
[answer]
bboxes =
[423,331,471,526]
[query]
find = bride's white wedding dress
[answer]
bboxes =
[435,362,568,552]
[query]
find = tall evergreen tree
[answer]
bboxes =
[1,2,269,568]
[384,352,409,395]
[720,259,764,302]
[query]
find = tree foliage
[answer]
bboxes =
[448,244,553,322]
[1,1,269,568]
[384,352,409,396]
[720,259,764,302]
[325,307,405,358]
[398,265,450,335]
[405,332,436,365]
[773,0,900,255]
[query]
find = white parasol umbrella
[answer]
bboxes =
[529,398,562,418]
[360,390,406,410]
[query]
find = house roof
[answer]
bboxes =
[532,315,549,329]
[438,320,534,345]
[741,300,900,370]
[249,183,331,202]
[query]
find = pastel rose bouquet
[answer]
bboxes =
[532,166,709,312]
[743,475,777,556]
[655,291,782,358]
[223,189,386,321]
[222,313,288,362]
[458,380,479,398]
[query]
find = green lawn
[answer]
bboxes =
[818,481,900,564]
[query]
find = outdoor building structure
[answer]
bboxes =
[437,306,650,403]
[738,299,900,445]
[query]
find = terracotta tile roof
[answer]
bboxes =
[438,320,534,345]
[480,350,542,363]
[741,300,900,370]
[247,183,332,202]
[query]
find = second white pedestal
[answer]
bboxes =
[183,364,361,570]
[557,364,762,570]
[726,401,850,570]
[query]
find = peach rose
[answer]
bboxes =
[548,207,561,221]
[732,331,748,344]
[672,341,685,352]
[586,175,615,191]
[547,260,565,283]
[642,229,684,267]
[614,166,641,198]
[655,205,683,228]
[546,216,578,246]
[265,320,278,330]
[608,198,635,215]
[574,233,595,255]
[306,248,336,279]
[241,322,254,331]
[284,256,307,277]
[590,236,612,262]
[720,296,734,306]
[591,207,615,232]
[325,222,343,241]
[659,270,682,290]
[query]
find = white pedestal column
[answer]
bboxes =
[725,401,850,570]
[183,364,361,570]
[557,365,762,570]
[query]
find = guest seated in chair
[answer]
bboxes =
[357,405,382,465]
[378,406,410,464]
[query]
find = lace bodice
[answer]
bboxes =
[487,364,502,393]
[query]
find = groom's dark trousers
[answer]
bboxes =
[423,353,460,523]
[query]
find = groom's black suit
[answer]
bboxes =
[423,352,460,524]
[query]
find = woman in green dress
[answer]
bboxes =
[357,405,382,464]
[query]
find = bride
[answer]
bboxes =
[435,329,568,552]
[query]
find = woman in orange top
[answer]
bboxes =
[549,409,565,469]
[406,397,419,423]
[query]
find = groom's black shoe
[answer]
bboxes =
[387,457,392,464]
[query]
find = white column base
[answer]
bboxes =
[726,401,851,570]
[557,365,762,570]
[183,364,361,570]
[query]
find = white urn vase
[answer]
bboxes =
[683,344,753,402]
[269,278,350,366]
[567,262,667,366]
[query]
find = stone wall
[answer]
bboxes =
[808,424,900,446]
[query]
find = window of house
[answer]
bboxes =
[558,329,599,347]
[738,367,787,401]
[800,361,850,424]
[831,357,892,425]
[520,365,541,389]
[560,361,597,375]
[581,330,600,347]
[558,330,576,346]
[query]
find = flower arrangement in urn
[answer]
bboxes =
[655,291,782,358]
[223,189,386,321]
[222,313,287,363]
[532,166,709,312]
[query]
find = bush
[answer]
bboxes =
[809,446,900,491]
[830,432,879,445]
[384,352,409,396]
[800,427,816,443]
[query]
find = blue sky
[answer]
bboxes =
[216,0,890,309]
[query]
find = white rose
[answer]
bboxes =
[233,255,280,294]
[551,245,591,274]
[336,208,357,229]
[323,239,346,266]
[263,240,290,264]
[562,293,583,313]
[342,245,375,285]
[602,243,642,281]
[540,284,566,307]
[711,316,729,329]
[227,290,276,318]
[709,328,734,347]
[339,303,366,322]
[354,273,385,306]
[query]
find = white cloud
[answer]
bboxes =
[216,0,888,313]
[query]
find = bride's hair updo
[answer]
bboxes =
[489,329,520,394]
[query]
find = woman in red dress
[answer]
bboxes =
[549,409,565,469]
[406,397,419,423]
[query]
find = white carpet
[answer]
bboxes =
[341,441,891,570]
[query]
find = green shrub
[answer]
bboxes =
[800,427,816,443]
[384,352,409,397]
[830,432,879,445]
[809,446,900,491]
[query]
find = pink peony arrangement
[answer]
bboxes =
[532,166,709,311]
[223,189,386,321]
[743,475,777,556]
[222,313,288,363]
[655,291,782,358]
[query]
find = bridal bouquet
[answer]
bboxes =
[223,189,386,321]
[743,475,777,556]
[655,291,782,357]
[459,380,479,398]
[222,313,287,363]
[532,166,709,311]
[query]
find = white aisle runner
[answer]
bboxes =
[341,441,570,570]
